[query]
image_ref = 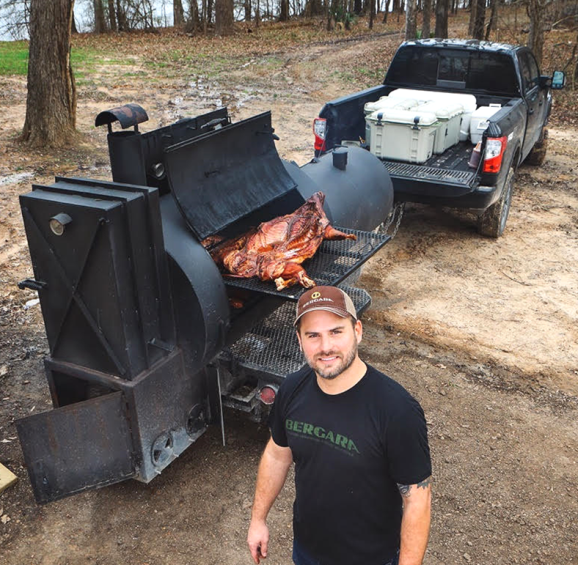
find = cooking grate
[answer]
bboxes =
[223,227,390,300]
[222,285,371,379]
[383,160,476,187]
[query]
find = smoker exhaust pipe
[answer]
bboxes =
[332,146,348,171]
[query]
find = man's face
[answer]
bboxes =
[296,310,362,380]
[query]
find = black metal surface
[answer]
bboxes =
[223,227,390,300]
[102,108,230,192]
[95,103,149,129]
[165,111,299,241]
[15,391,135,504]
[160,195,230,371]
[19,178,174,379]
[384,160,477,187]
[297,146,394,231]
[223,285,371,380]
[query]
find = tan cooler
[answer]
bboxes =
[416,101,464,153]
[366,109,438,163]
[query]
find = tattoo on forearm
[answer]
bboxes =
[397,476,432,498]
[397,483,411,497]
[417,476,432,490]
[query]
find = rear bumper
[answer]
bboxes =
[393,183,500,211]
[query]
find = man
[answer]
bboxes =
[247,286,432,565]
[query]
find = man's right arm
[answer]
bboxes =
[247,437,293,564]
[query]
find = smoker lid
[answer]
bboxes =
[163,111,299,241]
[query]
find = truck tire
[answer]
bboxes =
[477,166,515,238]
[525,128,548,166]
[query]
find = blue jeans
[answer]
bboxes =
[292,539,399,565]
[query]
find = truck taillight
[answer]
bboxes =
[313,118,326,152]
[259,385,278,406]
[483,136,508,173]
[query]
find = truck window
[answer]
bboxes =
[385,46,519,96]
[518,51,540,93]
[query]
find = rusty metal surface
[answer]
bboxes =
[95,104,149,129]
[15,391,135,504]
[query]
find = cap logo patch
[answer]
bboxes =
[311,291,321,299]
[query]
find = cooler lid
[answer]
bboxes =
[367,109,438,127]
[164,111,298,241]
[415,101,464,119]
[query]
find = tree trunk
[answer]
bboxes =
[405,0,417,38]
[468,0,476,37]
[280,0,289,20]
[20,0,77,148]
[107,0,117,31]
[244,0,251,20]
[215,0,234,34]
[421,0,431,38]
[369,0,375,28]
[174,0,185,26]
[116,0,127,31]
[472,0,485,40]
[382,0,390,22]
[485,0,498,41]
[434,0,448,38]
[527,0,548,68]
[93,0,106,32]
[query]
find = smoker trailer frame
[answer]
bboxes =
[16,105,395,503]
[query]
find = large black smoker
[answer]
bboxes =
[15,105,394,503]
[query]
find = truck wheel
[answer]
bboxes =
[477,166,515,238]
[525,128,548,166]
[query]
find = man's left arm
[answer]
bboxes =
[396,476,432,565]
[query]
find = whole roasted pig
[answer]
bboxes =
[208,192,356,290]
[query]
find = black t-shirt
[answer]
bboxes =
[270,364,431,565]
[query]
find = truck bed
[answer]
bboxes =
[382,140,478,190]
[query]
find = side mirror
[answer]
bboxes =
[551,70,566,90]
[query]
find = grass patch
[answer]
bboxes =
[0,41,28,75]
[0,41,114,76]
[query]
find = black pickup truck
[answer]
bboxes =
[313,39,566,237]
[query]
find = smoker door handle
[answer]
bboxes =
[18,278,48,291]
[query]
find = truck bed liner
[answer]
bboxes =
[382,141,478,188]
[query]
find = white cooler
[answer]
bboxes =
[389,89,477,142]
[415,101,463,153]
[470,104,502,144]
[366,109,438,163]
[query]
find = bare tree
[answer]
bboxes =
[472,0,485,39]
[527,0,552,67]
[107,0,117,29]
[174,0,184,25]
[279,0,289,20]
[485,0,498,40]
[422,0,431,39]
[93,0,107,31]
[435,0,449,38]
[0,0,31,39]
[215,0,233,34]
[405,0,417,38]
[20,0,77,148]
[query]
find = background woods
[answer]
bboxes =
[0,0,576,147]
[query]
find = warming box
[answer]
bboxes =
[366,109,438,163]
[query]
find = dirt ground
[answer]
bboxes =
[1,29,578,565]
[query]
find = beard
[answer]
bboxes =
[304,340,358,380]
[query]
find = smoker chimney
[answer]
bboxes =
[333,146,348,171]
